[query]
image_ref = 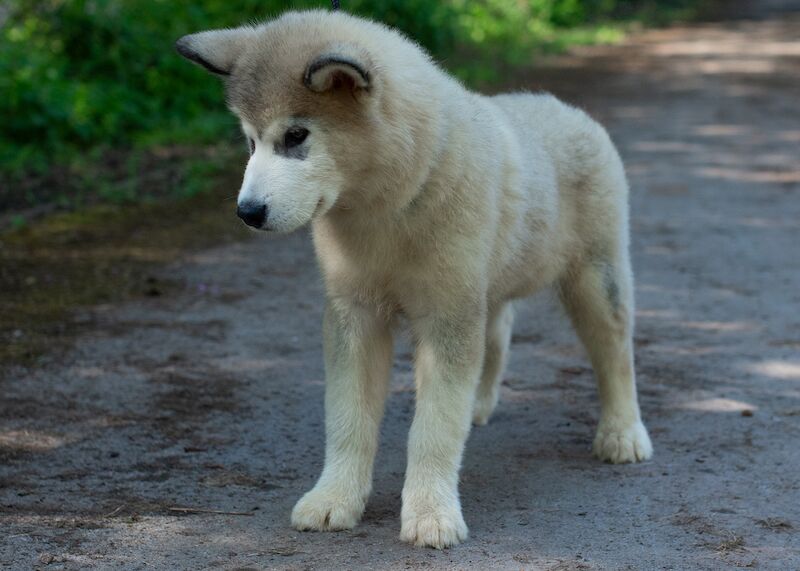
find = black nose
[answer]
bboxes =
[237,203,267,228]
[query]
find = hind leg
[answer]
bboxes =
[559,254,652,463]
[473,303,514,426]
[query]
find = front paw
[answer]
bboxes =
[400,499,468,548]
[291,486,365,531]
[593,418,653,463]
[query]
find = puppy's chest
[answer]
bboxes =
[345,254,422,304]
[321,239,438,315]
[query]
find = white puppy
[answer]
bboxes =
[176,9,652,549]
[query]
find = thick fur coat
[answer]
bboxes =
[176,10,652,548]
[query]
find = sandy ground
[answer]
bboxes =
[2,7,800,571]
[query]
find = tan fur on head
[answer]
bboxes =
[177,9,652,548]
[304,49,372,93]
[178,11,446,231]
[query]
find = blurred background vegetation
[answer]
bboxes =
[1,0,708,220]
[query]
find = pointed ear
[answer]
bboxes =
[175,28,256,76]
[303,48,372,94]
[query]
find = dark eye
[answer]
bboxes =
[284,127,309,149]
[248,138,255,155]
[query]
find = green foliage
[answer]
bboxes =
[0,0,703,203]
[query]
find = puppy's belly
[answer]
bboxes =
[491,258,564,303]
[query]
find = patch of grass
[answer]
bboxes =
[756,517,793,532]
[713,532,746,554]
[0,143,243,227]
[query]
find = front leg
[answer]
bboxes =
[291,299,393,531]
[401,311,485,548]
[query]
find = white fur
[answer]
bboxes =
[177,9,653,549]
[239,120,341,232]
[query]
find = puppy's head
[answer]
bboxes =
[176,13,387,233]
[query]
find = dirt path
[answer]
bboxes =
[2,9,800,571]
